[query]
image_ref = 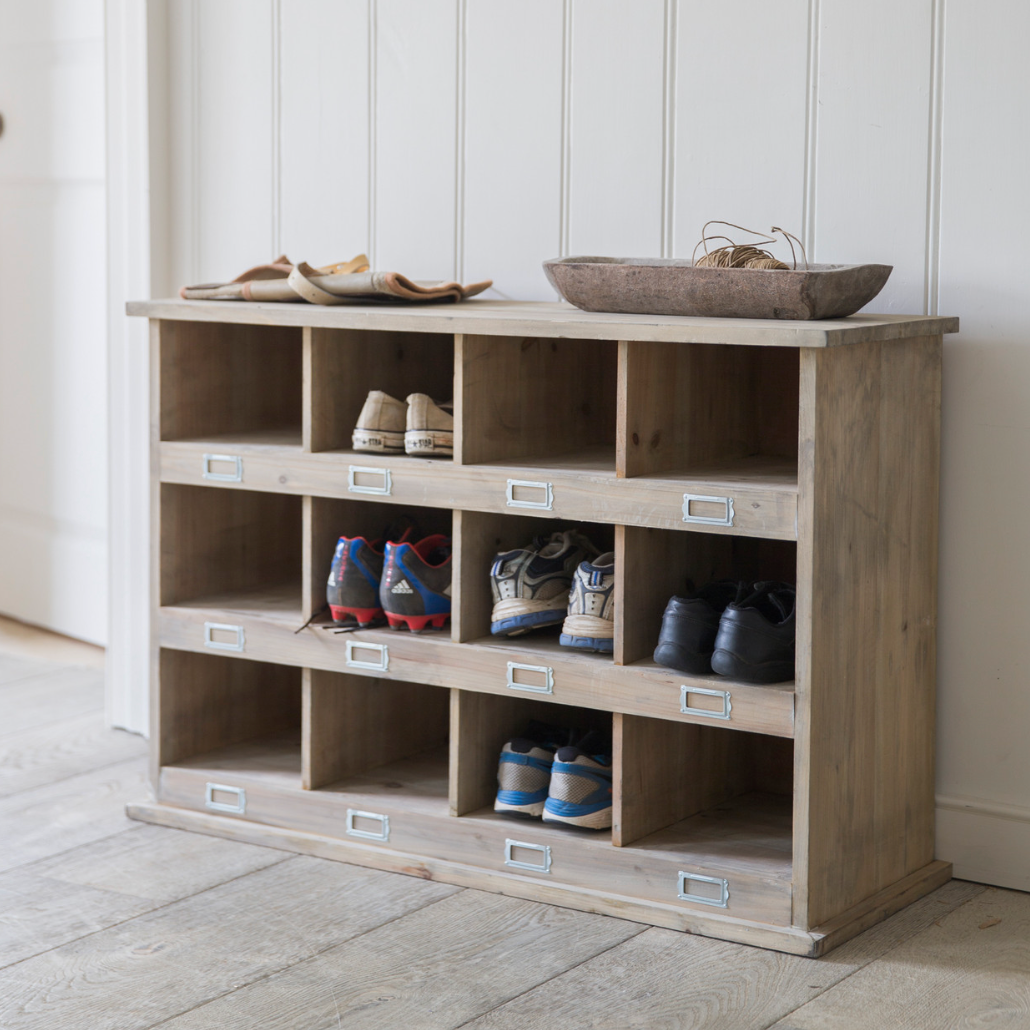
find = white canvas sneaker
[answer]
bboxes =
[405,393,453,456]
[352,391,407,453]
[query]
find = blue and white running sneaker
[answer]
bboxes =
[494,722,569,818]
[543,736,613,829]
[560,552,615,653]
[490,531,598,637]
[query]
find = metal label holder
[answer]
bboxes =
[346,809,390,841]
[205,782,246,814]
[348,465,392,495]
[504,838,552,873]
[345,639,389,672]
[682,493,735,527]
[202,453,243,482]
[204,622,245,653]
[506,661,554,694]
[680,685,732,721]
[506,478,554,511]
[677,870,730,908]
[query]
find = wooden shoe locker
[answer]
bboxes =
[127,299,958,956]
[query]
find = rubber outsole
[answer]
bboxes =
[542,804,613,829]
[330,605,384,628]
[385,612,450,632]
[710,648,795,684]
[560,633,614,654]
[352,428,404,453]
[653,642,713,675]
[491,609,566,636]
[405,429,453,456]
[494,800,545,819]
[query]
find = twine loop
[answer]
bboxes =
[692,221,808,271]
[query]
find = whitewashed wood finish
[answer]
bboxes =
[195,0,275,280]
[464,0,563,300]
[0,0,108,644]
[672,1,809,261]
[279,0,369,264]
[373,0,457,278]
[932,0,1030,893]
[567,0,666,257]
[812,0,932,314]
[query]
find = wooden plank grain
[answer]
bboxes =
[0,756,148,874]
[460,881,987,1030]
[127,298,960,348]
[0,856,459,1030]
[146,889,643,1030]
[0,825,286,969]
[0,712,147,797]
[771,888,1030,1030]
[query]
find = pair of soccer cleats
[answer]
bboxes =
[327,521,452,632]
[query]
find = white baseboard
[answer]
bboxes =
[937,794,1030,892]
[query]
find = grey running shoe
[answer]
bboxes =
[490,531,599,636]
[560,552,615,653]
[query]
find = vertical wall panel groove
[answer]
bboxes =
[925,0,945,316]
[660,0,677,259]
[368,0,378,266]
[802,0,821,257]
[559,0,573,257]
[189,0,199,281]
[270,0,281,257]
[454,0,467,282]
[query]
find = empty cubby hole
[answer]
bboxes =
[614,715,793,848]
[161,484,302,617]
[616,525,796,668]
[304,497,454,623]
[449,689,612,824]
[456,335,618,470]
[159,320,302,444]
[157,649,301,778]
[453,509,615,655]
[305,327,454,453]
[303,670,450,803]
[618,341,799,479]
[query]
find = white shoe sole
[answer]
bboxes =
[405,429,453,456]
[494,799,545,818]
[491,597,566,620]
[353,428,404,453]
[543,806,613,829]
[561,614,614,639]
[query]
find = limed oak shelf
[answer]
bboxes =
[128,297,957,956]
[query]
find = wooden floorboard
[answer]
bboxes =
[0,649,1016,1030]
[0,825,288,968]
[456,881,986,1030]
[770,887,1030,1029]
[154,890,643,1030]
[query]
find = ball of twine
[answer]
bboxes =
[692,222,807,271]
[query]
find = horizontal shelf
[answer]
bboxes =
[159,733,792,925]
[171,583,303,625]
[159,439,798,539]
[158,604,795,737]
[129,297,959,348]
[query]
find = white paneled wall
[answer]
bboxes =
[144,0,1030,890]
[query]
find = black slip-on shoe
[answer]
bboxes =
[710,582,796,684]
[653,580,742,675]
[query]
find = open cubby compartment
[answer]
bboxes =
[449,690,612,821]
[304,327,454,453]
[614,714,793,851]
[452,509,615,655]
[455,334,618,472]
[156,649,301,793]
[159,319,302,446]
[303,496,454,622]
[303,669,449,806]
[616,523,796,669]
[161,483,302,619]
[617,341,799,483]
